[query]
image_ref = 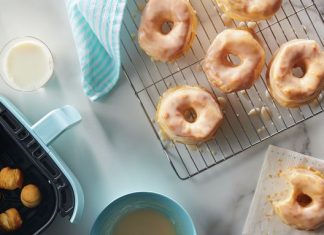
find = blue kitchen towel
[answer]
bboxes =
[66,0,127,101]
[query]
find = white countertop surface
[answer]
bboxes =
[0,1,323,234]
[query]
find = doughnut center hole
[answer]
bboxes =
[292,66,305,78]
[183,108,197,123]
[292,61,306,78]
[296,193,312,207]
[227,54,241,66]
[161,21,174,34]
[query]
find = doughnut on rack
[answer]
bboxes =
[121,0,324,180]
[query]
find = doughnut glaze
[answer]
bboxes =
[138,0,197,62]
[156,86,223,145]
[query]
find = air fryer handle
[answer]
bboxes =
[31,106,81,145]
[31,105,84,223]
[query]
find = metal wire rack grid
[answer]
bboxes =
[120,0,324,180]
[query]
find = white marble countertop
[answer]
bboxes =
[0,1,323,235]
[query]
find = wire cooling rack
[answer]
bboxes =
[120,0,324,180]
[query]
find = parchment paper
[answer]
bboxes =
[243,145,324,235]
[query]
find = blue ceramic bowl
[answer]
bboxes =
[91,192,197,235]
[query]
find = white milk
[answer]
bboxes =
[112,209,177,235]
[0,37,54,91]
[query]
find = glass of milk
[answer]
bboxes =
[0,37,54,91]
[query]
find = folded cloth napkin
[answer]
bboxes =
[66,0,127,101]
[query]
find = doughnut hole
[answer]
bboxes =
[161,21,174,34]
[226,54,241,67]
[182,107,197,123]
[296,193,312,207]
[292,61,307,78]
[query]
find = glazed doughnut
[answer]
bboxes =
[203,28,265,93]
[267,39,324,108]
[216,0,282,21]
[138,0,197,62]
[273,167,324,230]
[156,86,224,145]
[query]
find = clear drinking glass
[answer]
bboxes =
[0,36,54,91]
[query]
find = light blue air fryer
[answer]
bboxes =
[0,97,84,234]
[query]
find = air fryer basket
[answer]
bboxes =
[0,100,83,234]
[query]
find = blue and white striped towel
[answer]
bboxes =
[66,0,127,101]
